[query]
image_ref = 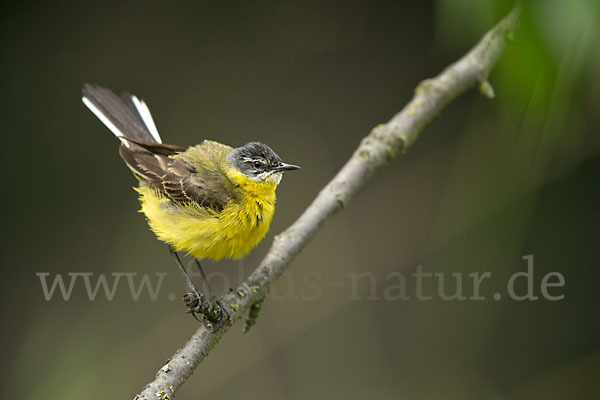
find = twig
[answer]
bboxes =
[134,5,521,399]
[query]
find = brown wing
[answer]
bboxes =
[119,144,234,212]
[83,84,232,210]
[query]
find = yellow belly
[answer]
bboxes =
[135,186,275,260]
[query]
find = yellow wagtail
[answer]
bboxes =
[81,84,300,323]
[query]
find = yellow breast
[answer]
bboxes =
[136,167,278,261]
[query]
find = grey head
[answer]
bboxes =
[227,142,300,182]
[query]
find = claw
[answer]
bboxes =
[182,291,203,314]
[182,291,230,330]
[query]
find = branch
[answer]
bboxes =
[134,5,521,399]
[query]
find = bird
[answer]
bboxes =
[81,83,300,322]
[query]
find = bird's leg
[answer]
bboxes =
[170,248,198,292]
[194,259,230,325]
[169,247,204,318]
[194,258,216,299]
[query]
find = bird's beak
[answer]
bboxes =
[274,162,301,172]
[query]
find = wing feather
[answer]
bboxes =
[120,142,236,212]
[83,84,234,211]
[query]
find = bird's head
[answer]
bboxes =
[227,142,300,185]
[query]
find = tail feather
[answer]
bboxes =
[82,84,163,145]
[129,94,161,143]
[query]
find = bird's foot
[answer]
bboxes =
[201,298,230,331]
[182,291,230,331]
[182,290,203,313]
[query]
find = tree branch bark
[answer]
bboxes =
[134,5,521,399]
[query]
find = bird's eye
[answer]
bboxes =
[253,161,262,169]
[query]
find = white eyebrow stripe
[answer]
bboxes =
[132,95,162,143]
[82,96,130,147]
[242,157,266,163]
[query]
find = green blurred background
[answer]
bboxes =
[2,0,599,398]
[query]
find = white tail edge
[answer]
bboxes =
[82,96,130,147]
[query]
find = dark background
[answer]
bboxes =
[2,0,599,399]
